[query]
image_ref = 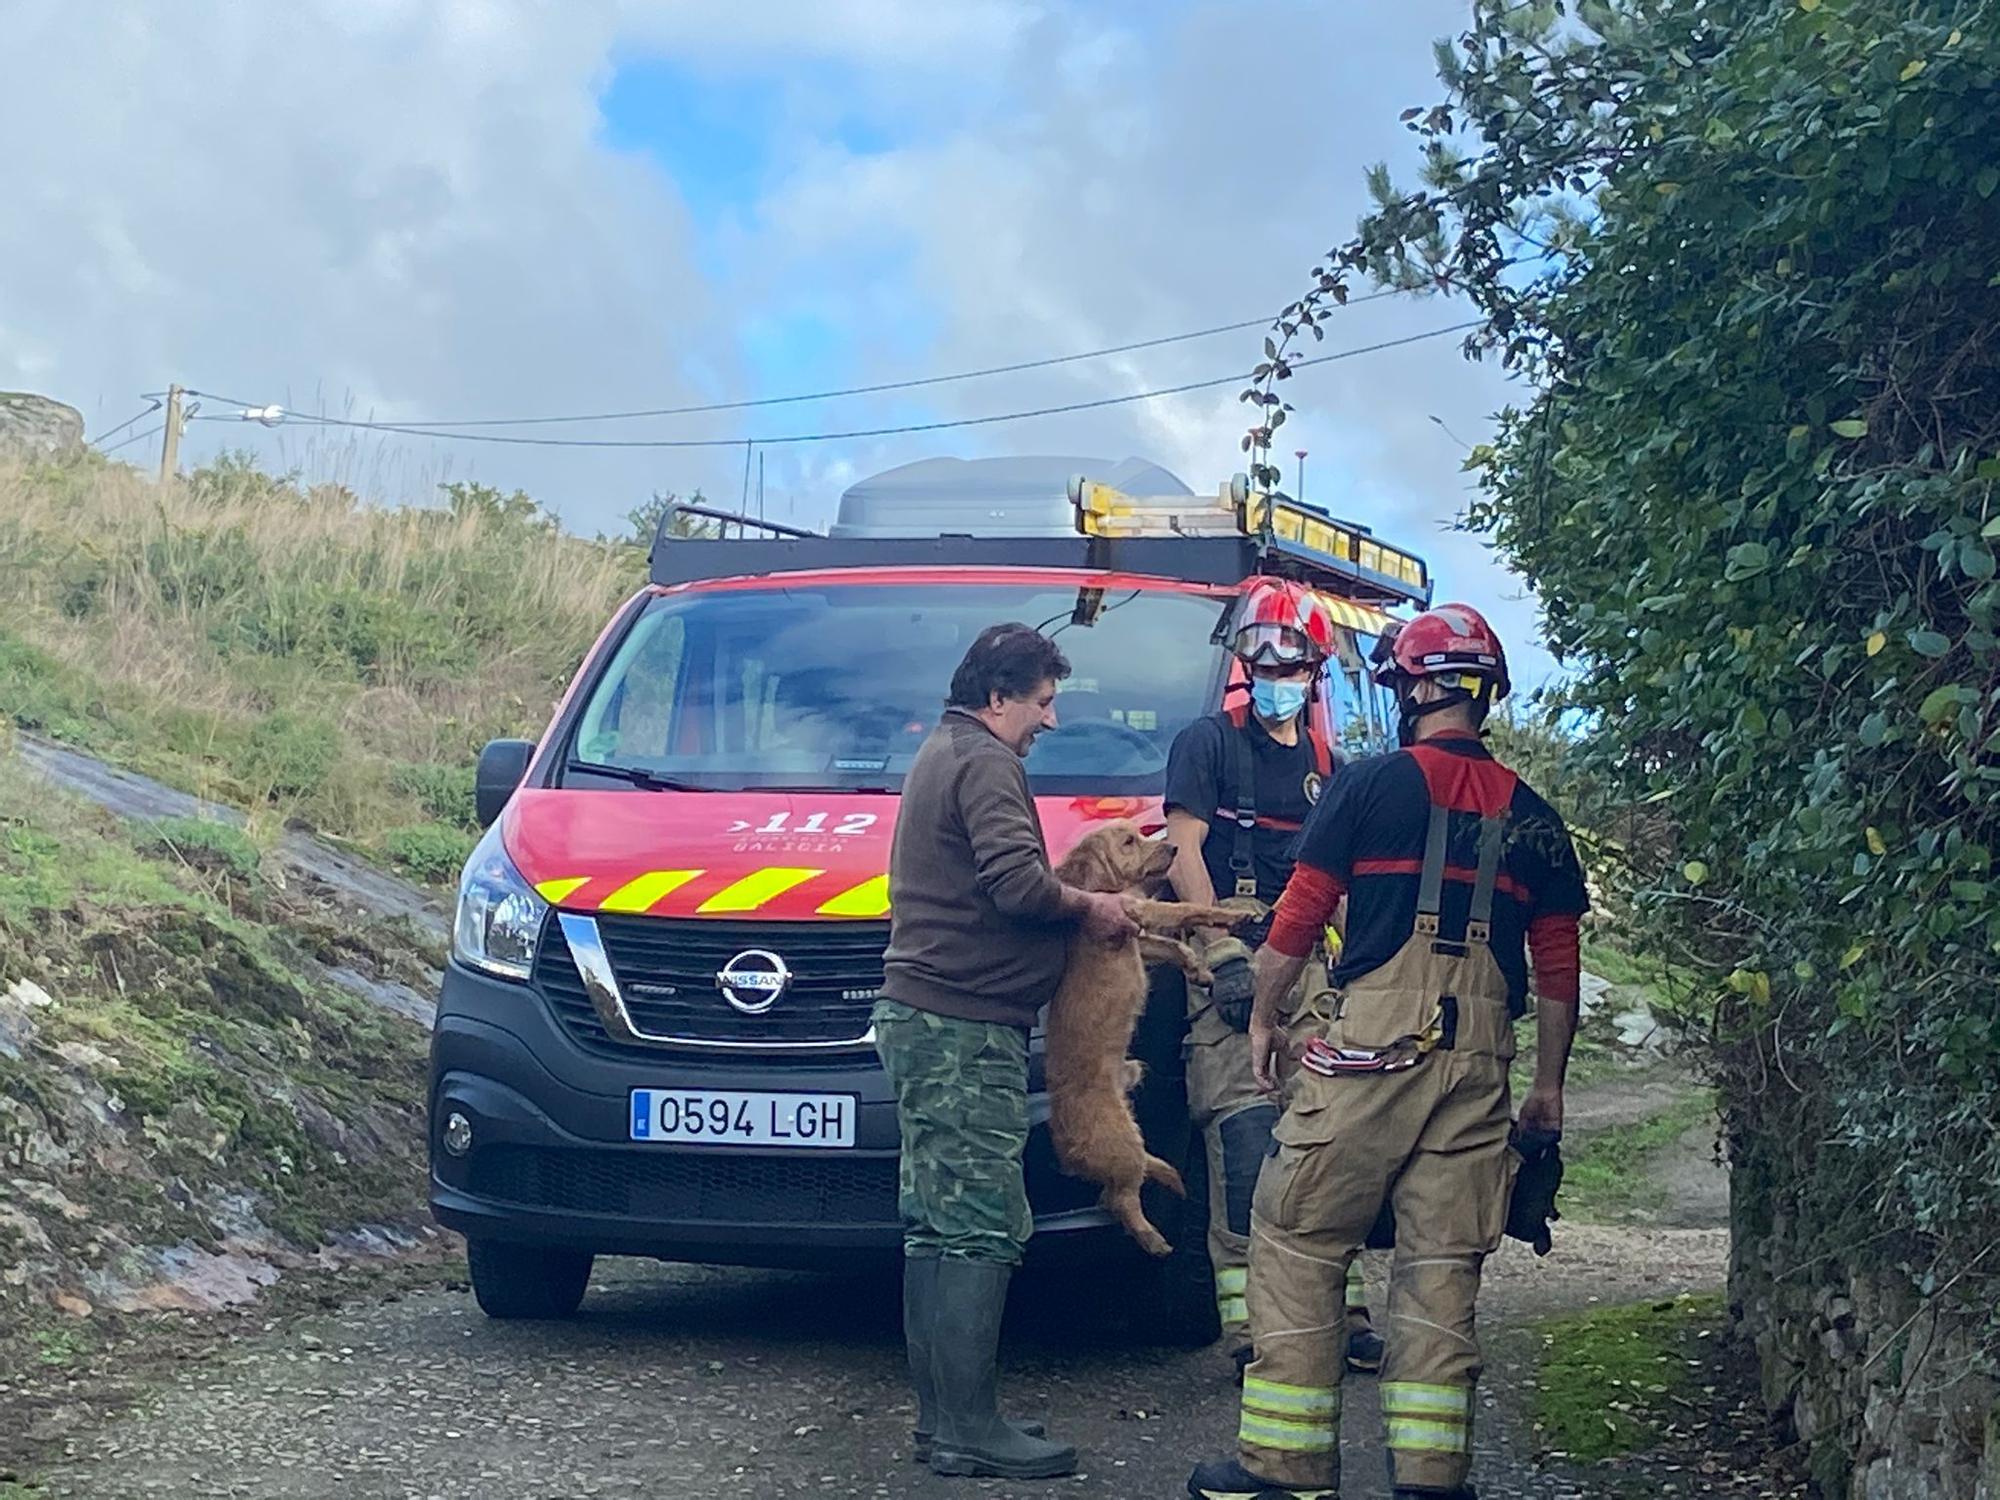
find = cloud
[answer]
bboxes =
[0,0,721,504]
[726,1,1556,683]
[1,0,1561,685]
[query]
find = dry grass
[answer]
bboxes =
[0,449,641,872]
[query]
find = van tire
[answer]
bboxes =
[467,1240,593,1320]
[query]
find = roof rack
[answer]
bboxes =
[646,476,1431,611]
[1071,474,1430,604]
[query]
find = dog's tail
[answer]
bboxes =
[1142,1154,1186,1197]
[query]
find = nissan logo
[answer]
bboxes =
[716,949,792,1014]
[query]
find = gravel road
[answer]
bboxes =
[38,1224,1735,1500]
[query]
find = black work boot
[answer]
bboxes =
[1187,1456,1338,1498]
[903,1255,1044,1463]
[927,1259,1076,1479]
[1345,1323,1386,1374]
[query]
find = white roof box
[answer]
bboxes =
[830,455,1190,539]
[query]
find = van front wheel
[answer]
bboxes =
[466,1239,594,1320]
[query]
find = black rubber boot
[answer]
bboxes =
[903,1256,1046,1462]
[927,1259,1076,1479]
[1187,1456,1339,1498]
[1345,1323,1386,1373]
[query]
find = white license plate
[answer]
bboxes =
[628,1089,857,1149]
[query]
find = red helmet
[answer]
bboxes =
[1230,579,1334,667]
[1371,603,1511,700]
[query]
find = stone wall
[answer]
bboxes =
[0,391,85,458]
[1733,1181,2000,1497]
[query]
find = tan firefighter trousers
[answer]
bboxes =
[1236,807,1519,1494]
[1185,962,1367,1351]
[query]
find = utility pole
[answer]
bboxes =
[158,385,185,483]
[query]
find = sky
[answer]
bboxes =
[0,0,1557,687]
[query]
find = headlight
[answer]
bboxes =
[452,824,547,981]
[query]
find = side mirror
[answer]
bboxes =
[475,740,535,829]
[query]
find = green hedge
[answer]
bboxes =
[1247,0,2000,1402]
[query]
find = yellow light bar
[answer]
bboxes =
[1248,494,1428,594]
[1069,475,1429,599]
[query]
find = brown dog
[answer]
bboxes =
[1045,821,1248,1256]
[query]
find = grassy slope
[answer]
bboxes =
[0,749,436,1359]
[0,450,639,882]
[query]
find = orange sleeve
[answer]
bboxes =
[1528,912,1581,1004]
[1268,863,1346,958]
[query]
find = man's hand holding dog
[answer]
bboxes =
[1072,890,1141,945]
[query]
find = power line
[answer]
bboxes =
[184,321,1482,452]
[185,290,1405,431]
[99,422,162,456]
[90,402,161,449]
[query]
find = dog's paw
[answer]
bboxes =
[1136,1228,1172,1257]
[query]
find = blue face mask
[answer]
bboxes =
[1251,678,1309,723]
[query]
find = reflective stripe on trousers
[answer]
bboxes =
[1239,1374,1339,1454]
[1382,1380,1473,1459]
[1216,1261,1365,1326]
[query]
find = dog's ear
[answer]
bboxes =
[1110,824,1151,884]
[1056,828,1121,892]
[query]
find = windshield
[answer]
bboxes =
[567,581,1231,794]
[1326,629,1404,756]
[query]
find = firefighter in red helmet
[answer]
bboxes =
[1190,604,1588,1500]
[1162,578,1381,1381]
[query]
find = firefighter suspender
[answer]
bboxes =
[1229,724,1260,899]
[1411,800,1508,945]
[1219,713,1334,901]
[1468,809,1508,945]
[1413,803,1451,936]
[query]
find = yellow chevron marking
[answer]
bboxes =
[535,877,590,905]
[816,874,890,918]
[696,867,824,913]
[598,869,704,914]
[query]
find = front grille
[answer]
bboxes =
[468,1144,898,1225]
[533,914,887,1054]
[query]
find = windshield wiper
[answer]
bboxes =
[755,783,898,795]
[564,759,700,792]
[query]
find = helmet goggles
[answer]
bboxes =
[1232,622,1324,668]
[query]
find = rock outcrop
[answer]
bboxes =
[0,392,86,458]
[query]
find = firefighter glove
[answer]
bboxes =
[1203,937,1256,1031]
[1232,907,1274,950]
[1505,1127,1564,1257]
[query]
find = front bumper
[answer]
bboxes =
[427,961,1133,1269]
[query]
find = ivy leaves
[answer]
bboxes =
[1293,0,2000,1303]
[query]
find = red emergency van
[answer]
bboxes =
[428,456,1428,1335]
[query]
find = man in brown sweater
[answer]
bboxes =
[875,622,1136,1481]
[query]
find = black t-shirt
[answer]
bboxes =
[1291,733,1589,1016]
[1164,712,1326,905]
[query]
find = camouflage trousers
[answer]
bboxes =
[873,1000,1034,1265]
